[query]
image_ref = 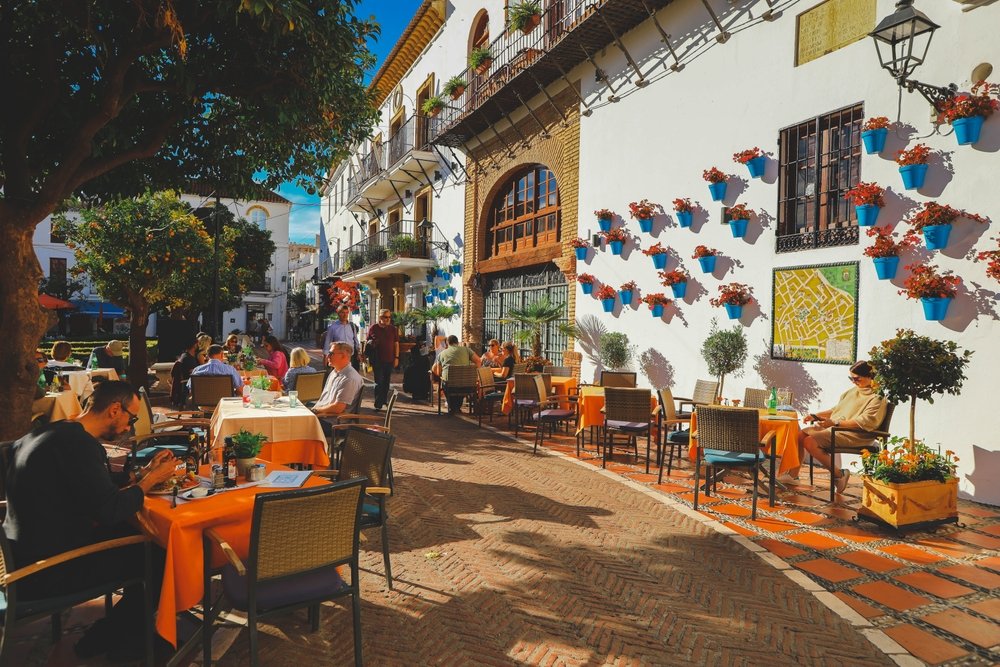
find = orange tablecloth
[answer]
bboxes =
[258,439,330,468]
[576,385,659,433]
[500,376,578,414]
[144,462,328,646]
[209,397,326,451]
[687,408,801,474]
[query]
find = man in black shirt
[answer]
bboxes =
[87,339,127,377]
[4,381,177,659]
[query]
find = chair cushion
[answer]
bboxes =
[483,391,504,400]
[515,399,539,407]
[0,582,132,621]
[676,411,692,419]
[666,431,690,444]
[134,442,190,464]
[360,499,382,526]
[539,409,574,420]
[703,449,759,466]
[605,420,649,432]
[222,563,347,612]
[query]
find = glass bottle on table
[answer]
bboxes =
[767,387,778,415]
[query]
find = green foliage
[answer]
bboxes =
[869,329,972,446]
[501,297,572,359]
[392,310,422,329]
[240,345,258,371]
[230,428,267,458]
[365,246,388,264]
[288,285,308,315]
[344,251,366,271]
[700,318,747,397]
[598,332,634,370]
[443,76,467,96]
[470,47,493,70]
[421,96,445,115]
[38,274,85,302]
[250,375,272,390]
[387,234,422,257]
[508,1,542,31]
[856,438,957,483]
[413,303,458,337]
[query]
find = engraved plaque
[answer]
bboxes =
[796,0,876,66]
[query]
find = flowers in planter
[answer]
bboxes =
[619,280,638,306]
[628,199,660,232]
[469,47,493,73]
[692,245,717,258]
[864,226,917,280]
[938,81,999,145]
[601,227,631,255]
[443,76,467,99]
[900,263,960,319]
[570,237,590,259]
[725,204,755,238]
[703,167,729,201]
[421,96,445,117]
[594,207,615,231]
[861,116,892,154]
[642,242,669,269]
[710,282,753,320]
[733,147,766,178]
[659,268,689,298]
[862,116,892,131]
[672,197,695,228]
[844,182,886,226]
[577,272,596,294]
[975,237,1000,282]
[895,143,931,190]
[858,439,957,484]
[905,202,988,250]
[642,293,671,308]
[596,284,617,312]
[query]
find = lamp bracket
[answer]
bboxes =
[899,77,957,111]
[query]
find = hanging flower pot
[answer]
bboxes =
[601,298,615,313]
[676,210,693,228]
[899,164,928,190]
[430,287,439,297]
[703,168,728,202]
[628,200,660,234]
[609,240,624,255]
[669,282,687,299]
[451,263,462,275]
[872,256,900,280]
[744,156,766,179]
[435,268,444,278]
[921,297,952,321]
[445,286,455,298]
[424,296,433,305]
[728,218,749,238]
[651,253,667,270]
[598,217,612,232]
[697,255,716,273]
[581,282,594,295]
[619,289,633,305]
[638,218,653,233]
[922,224,952,250]
[597,286,616,313]
[861,128,888,154]
[708,181,727,202]
[442,271,452,281]
[856,204,881,227]
[723,303,743,320]
[651,304,664,317]
[952,115,985,145]
[574,246,588,260]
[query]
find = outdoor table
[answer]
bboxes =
[687,408,801,474]
[62,367,119,398]
[500,375,578,414]
[142,462,329,646]
[31,390,82,421]
[576,385,658,433]
[241,374,281,391]
[209,397,326,452]
[257,439,330,468]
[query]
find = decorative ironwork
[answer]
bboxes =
[482,264,569,362]
[776,227,859,253]
[330,219,439,275]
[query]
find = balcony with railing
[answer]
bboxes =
[330,219,441,282]
[430,0,674,148]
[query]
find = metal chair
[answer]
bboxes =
[475,367,505,427]
[201,478,366,667]
[438,365,479,415]
[656,388,692,483]
[811,403,895,501]
[530,375,575,453]
[292,371,325,404]
[693,406,777,520]
[602,387,653,471]
[675,379,719,417]
[599,371,637,388]
[189,375,235,415]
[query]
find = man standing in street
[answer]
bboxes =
[366,308,399,410]
[323,305,361,371]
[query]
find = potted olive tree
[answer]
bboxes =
[598,331,634,371]
[230,428,267,477]
[700,318,747,400]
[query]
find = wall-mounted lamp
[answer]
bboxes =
[869,0,956,109]
[418,217,451,254]
[591,229,602,248]
[433,170,442,181]
[404,189,412,198]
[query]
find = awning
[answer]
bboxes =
[38,293,76,310]
[70,300,126,317]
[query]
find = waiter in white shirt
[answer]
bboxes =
[322,305,361,371]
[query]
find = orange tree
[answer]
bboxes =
[55,191,213,384]
[0,1,378,437]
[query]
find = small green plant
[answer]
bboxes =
[470,47,492,71]
[700,318,747,398]
[501,297,574,360]
[230,428,267,459]
[508,0,541,33]
[365,246,388,264]
[239,345,257,371]
[250,375,272,390]
[598,332,634,370]
[443,76,467,97]
[344,250,366,271]
[413,303,459,337]
[388,234,421,257]
[421,95,445,116]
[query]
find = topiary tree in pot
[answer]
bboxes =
[598,332,635,371]
[700,318,747,400]
[868,328,972,448]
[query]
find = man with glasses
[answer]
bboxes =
[366,308,400,411]
[778,360,887,493]
[322,305,362,371]
[313,342,365,432]
[3,381,178,660]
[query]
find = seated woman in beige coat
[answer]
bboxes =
[782,360,887,494]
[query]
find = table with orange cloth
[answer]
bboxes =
[258,439,330,468]
[209,397,326,452]
[143,462,329,646]
[687,408,801,474]
[31,390,82,421]
[576,385,659,433]
[500,375,578,414]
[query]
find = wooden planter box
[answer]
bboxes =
[858,477,958,530]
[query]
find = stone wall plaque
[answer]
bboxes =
[796,0,876,66]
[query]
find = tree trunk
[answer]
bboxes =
[0,221,54,440]
[533,331,542,359]
[909,394,917,450]
[717,374,726,403]
[128,304,150,391]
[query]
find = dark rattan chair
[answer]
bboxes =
[810,403,895,501]
[438,365,479,416]
[201,478,366,667]
[602,388,653,471]
[512,373,541,436]
[189,375,236,416]
[656,388,692,483]
[530,375,576,453]
[599,371,637,388]
[512,362,529,376]
[675,379,719,417]
[292,371,325,404]
[542,365,572,377]
[476,368,505,427]
[743,388,769,409]
[692,406,777,519]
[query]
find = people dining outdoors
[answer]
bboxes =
[779,360,887,493]
[432,335,482,414]
[258,334,290,380]
[223,333,240,359]
[194,333,213,365]
[189,344,244,390]
[366,309,400,411]
[283,346,320,390]
[170,338,201,407]
[481,339,502,368]
[312,342,364,433]
[494,341,520,379]
[323,304,361,371]
[87,340,126,377]
[47,340,83,371]
[256,316,272,345]
[3,381,178,661]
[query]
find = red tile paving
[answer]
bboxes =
[883,624,969,665]
[757,538,807,559]
[977,556,1000,572]
[745,516,798,533]
[947,530,1000,550]
[707,502,753,517]
[852,581,933,612]
[838,550,904,573]
[879,543,948,564]
[819,523,883,543]
[894,572,976,599]
[833,592,885,619]
[786,531,846,551]
[783,510,827,525]
[921,609,1000,649]
[936,564,1000,589]
[967,599,1000,622]
[796,558,864,583]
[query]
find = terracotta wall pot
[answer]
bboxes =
[858,477,958,530]
[520,13,541,34]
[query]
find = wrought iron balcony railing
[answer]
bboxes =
[330,219,439,275]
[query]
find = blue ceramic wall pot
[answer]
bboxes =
[442,271,451,281]
[651,304,664,317]
[861,128,888,154]
[619,289,633,305]
[670,282,687,299]
[676,210,693,228]
[581,282,594,295]
[921,297,952,321]
[723,303,743,320]
[856,204,881,227]
[601,298,615,313]
[922,224,952,250]
[708,181,727,202]
[574,246,588,260]
[451,264,462,275]
[745,156,766,179]
[424,295,433,305]
[697,255,717,273]
[609,240,624,255]
[445,287,455,298]
[899,163,928,190]
[952,116,985,146]
[872,256,899,280]
[729,218,749,238]
[651,253,667,270]
[430,287,439,297]
[638,217,653,233]
[598,217,612,232]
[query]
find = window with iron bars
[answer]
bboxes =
[776,104,863,253]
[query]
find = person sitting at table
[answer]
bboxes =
[259,335,290,380]
[481,339,502,368]
[170,338,201,407]
[87,340,126,377]
[431,335,482,415]
[283,346,320,391]
[224,333,240,356]
[195,333,213,365]
[494,341,519,380]
[403,341,432,401]
[312,342,364,434]
[47,340,83,371]
[34,351,49,398]
[3,381,178,661]
[780,360,887,493]
[189,344,243,391]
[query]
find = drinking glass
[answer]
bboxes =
[288,390,298,408]
[777,387,791,408]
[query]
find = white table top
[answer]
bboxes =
[209,397,325,450]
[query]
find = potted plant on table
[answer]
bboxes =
[724,204,755,238]
[619,280,638,306]
[709,282,753,320]
[863,225,918,280]
[596,285,617,312]
[672,198,695,228]
[692,245,718,273]
[703,167,729,202]
[899,263,961,321]
[443,76,468,100]
[229,428,268,477]
[470,47,493,75]
[594,208,615,232]
[642,293,672,317]
[601,227,631,255]
[895,143,932,191]
[700,318,748,401]
[733,146,766,179]
[508,0,541,34]
[571,237,590,261]
[861,116,892,154]
[938,81,999,146]
[659,267,690,299]
[577,273,596,295]
[844,182,886,227]
[628,199,660,233]
[421,96,446,118]
[861,328,972,529]
[642,242,669,269]
[905,201,988,251]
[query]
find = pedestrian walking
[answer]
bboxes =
[366,309,399,410]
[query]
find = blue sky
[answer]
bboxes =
[278,0,424,243]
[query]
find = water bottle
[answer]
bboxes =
[90,353,99,370]
[767,386,778,415]
[242,384,251,408]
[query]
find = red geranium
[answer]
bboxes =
[726,204,755,220]
[642,293,672,308]
[900,264,960,300]
[594,208,615,219]
[620,280,638,292]
[642,242,668,256]
[896,143,931,166]
[709,282,753,307]
[601,227,631,243]
[596,285,617,300]
[672,198,694,213]
[732,147,763,164]
[863,225,918,259]
[906,201,988,231]
[328,279,362,311]
[692,245,717,259]
[658,268,689,286]
[577,273,595,284]
[939,81,999,124]
[862,116,891,131]
[702,167,728,183]
[844,182,886,207]
[628,199,660,219]
[570,237,590,248]
[976,237,1000,282]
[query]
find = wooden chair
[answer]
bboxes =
[189,375,235,416]
[602,388,653,471]
[292,371,325,404]
[201,478,366,667]
[600,371,637,388]
[656,388,692,483]
[811,403,895,501]
[438,365,478,416]
[693,406,776,519]
[743,388,770,409]
[529,375,575,454]
[675,379,719,417]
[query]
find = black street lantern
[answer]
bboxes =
[869,1,955,108]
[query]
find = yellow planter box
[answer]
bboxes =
[858,476,958,529]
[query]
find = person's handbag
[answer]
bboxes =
[365,342,379,365]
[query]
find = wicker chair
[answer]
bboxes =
[693,406,777,519]
[656,388,692,483]
[530,375,576,454]
[438,365,479,415]
[542,365,572,377]
[201,478,366,667]
[602,388,653,471]
[512,374,541,436]
[743,388,770,409]
[600,371,637,388]
[810,403,895,501]
[322,384,369,470]
[189,375,235,415]
[476,367,505,427]
[675,379,719,417]
[512,362,529,376]
[121,387,211,468]
[292,371,325,404]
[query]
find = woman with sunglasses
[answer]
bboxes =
[779,360,887,494]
